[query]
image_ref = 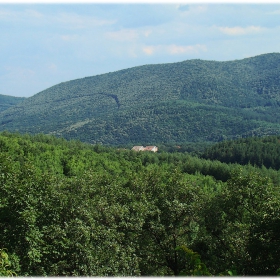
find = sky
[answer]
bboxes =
[1,1,280,97]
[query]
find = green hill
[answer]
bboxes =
[0,94,26,113]
[1,53,280,145]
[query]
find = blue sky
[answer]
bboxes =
[1,2,280,97]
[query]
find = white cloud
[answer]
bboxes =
[0,8,44,22]
[143,29,152,37]
[25,9,43,19]
[218,25,264,36]
[143,46,155,55]
[168,44,207,54]
[266,9,280,15]
[0,9,15,19]
[60,34,79,41]
[4,66,36,80]
[57,12,115,29]
[142,44,207,56]
[106,28,153,42]
[177,4,208,17]
[47,63,57,73]
[106,29,139,42]
[0,7,115,30]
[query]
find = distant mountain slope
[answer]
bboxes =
[0,94,26,113]
[1,53,280,145]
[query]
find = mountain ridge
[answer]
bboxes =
[0,94,26,113]
[1,52,280,145]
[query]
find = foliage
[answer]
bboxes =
[0,249,18,276]
[200,168,280,275]
[176,245,211,276]
[202,135,280,170]
[0,94,25,113]
[1,53,280,144]
[1,132,280,276]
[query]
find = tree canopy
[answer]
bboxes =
[1,132,280,276]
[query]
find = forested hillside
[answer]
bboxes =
[0,94,25,113]
[202,135,280,169]
[1,132,280,276]
[1,53,280,145]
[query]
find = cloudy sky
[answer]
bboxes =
[1,1,280,97]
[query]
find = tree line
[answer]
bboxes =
[202,135,280,170]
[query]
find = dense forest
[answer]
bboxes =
[1,53,280,145]
[1,131,280,276]
[0,95,25,114]
[202,135,280,170]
